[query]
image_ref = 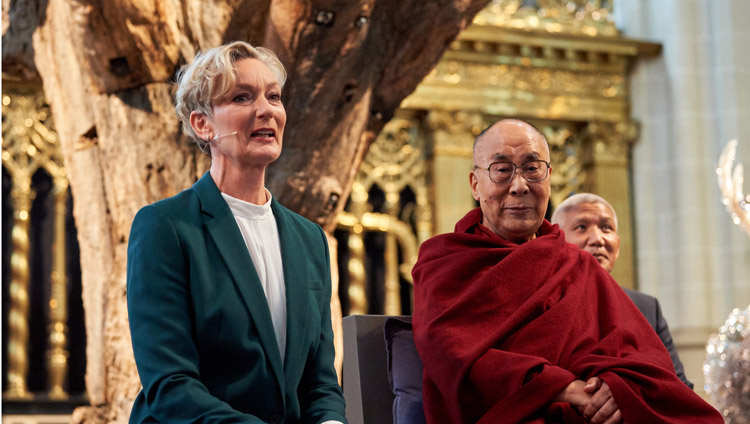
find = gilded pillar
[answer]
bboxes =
[47,178,70,399]
[2,89,70,398]
[5,180,34,399]
[426,110,488,235]
[346,183,368,315]
[3,93,36,399]
[383,190,401,315]
[582,121,639,289]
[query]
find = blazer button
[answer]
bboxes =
[268,415,282,424]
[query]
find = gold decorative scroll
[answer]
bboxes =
[539,122,590,208]
[2,89,70,399]
[427,110,488,158]
[473,0,618,37]
[582,120,639,166]
[339,114,429,315]
[337,212,419,284]
[404,38,635,124]
[338,211,420,315]
[402,2,659,126]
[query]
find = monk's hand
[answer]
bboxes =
[582,377,623,424]
[553,379,592,415]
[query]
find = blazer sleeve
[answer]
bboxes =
[127,205,265,423]
[653,299,694,389]
[296,225,348,424]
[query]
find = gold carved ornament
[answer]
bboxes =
[473,0,618,38]
[337,116,429,315]
[541,123,589,208]
[2,91,70,399]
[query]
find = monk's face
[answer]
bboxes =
[557,202,621,273]
[470,120,551,243]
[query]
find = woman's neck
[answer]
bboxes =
[210,161,267,205]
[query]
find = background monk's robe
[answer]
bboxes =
[412,208,722,424]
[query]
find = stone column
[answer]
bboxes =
[617,0,750,397]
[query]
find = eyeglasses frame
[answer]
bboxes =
[474,159,551,184]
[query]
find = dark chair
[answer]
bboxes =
[343,315,396,424]
[343,315,426,424]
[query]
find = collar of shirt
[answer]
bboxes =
[220,188,273,219]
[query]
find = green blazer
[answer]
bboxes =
[127,173,346,424]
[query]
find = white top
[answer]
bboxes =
[222,190,287,363]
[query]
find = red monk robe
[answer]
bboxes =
[412,208,722,424]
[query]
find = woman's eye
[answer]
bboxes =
[574,225,586,231]
[232,93,251,103]
[268,92,281,101]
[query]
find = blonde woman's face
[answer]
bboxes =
[208,58,286,167]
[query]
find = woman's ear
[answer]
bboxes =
[189,111,213,140]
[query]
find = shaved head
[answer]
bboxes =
[469,119,552,243]
[474,119,549,158]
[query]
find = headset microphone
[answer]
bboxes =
[200,131,238,155]
[211,131,238,142]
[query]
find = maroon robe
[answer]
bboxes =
[412,208,721,424]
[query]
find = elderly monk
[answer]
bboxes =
[411,119,721,424]
[551,193,693,389]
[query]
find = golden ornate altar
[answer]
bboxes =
[338,0,660,316]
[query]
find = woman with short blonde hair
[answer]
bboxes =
[127,41,347,424]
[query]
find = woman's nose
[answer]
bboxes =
[255,97,273,118]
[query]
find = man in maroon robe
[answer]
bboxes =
[411,119,722,424]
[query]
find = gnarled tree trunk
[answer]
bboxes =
[3,0,489,421]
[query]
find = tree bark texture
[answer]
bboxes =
[3,0,489,422]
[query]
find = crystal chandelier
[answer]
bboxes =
[716,139,750,237]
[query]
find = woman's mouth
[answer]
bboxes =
[250,129,275,139]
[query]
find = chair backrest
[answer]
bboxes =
[343,315,401,424]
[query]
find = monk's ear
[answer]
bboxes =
[190,111,213,141]
[470,170,480,201]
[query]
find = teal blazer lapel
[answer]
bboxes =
[192,173,285,391]
[271,200,310,375]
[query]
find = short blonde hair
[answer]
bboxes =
[174,41,287,150]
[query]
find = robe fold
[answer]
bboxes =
[412,208,721,424]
